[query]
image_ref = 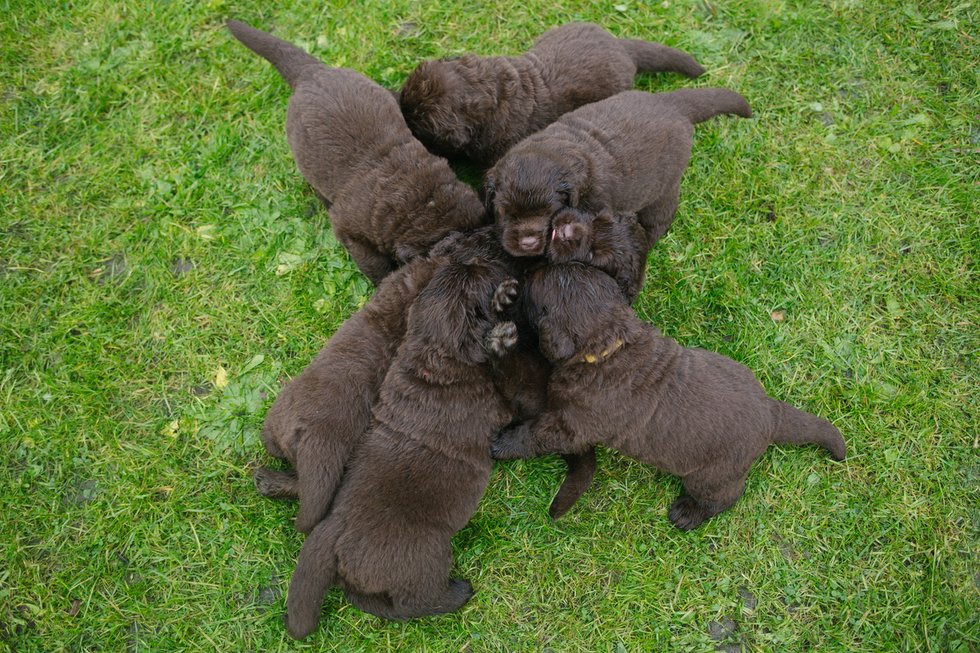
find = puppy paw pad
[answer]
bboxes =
[491,277,520,312]
[487,321,518,356]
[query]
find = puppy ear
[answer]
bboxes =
[538,315,576,362]
[594,208,615,226]
[400,65,432,104]
[557,180,579,208]
[416,65,443,95]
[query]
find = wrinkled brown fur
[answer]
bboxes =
[227,20,487,284]
[400,22,704,166]
[492,263,846,529]
[485,88,752,256]
[548,206,649,303]
[285,258,519,639]
[487,203,652,514]
[254,257,439,533]
[255,227,522,533]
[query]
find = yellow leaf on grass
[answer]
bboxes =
[161,419,179,438]
[214,366,228,390]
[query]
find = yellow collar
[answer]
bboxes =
[580,339,624,364]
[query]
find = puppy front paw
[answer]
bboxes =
[491,277,519,313]
[490,424,532,460]
[486,321,518,357]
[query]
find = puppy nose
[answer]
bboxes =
[554,223,575,241]
[519,235,540,251]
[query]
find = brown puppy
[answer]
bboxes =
[227,20,486,284]
[430,227,597,519]
[485,88,752,257]
[285,258,518,639]
[490,205,651,514]
[492,263,846,530]
[255,225,586,527]
[255,226,525,533]
[548,206,649,303]
[253,257,439,533]
[400,22,704,165]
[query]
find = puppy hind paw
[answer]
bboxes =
[253,467,299,500]
[668,494,710,531]
[486,321,518,357]
[491,277,519,313]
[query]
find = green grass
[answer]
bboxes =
[1,0,976,650]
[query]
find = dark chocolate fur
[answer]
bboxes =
[285,258,518,638]
[492,263,846,529]
[426,226,595,517]
[485,88,752,256]
[227,20,487,284]
[255,228,516,533]
[489,203,652,514]
[400,23,704,166]
[254,257,439,533]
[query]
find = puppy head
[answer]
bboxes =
[485,151,579,258]
[393,181,488,263]
[549,207,649,302]
[400,56,495,155]
[428,225,510,265]
[378,256,440,301]
[524,263,638,363]
[548,206,596,263]
[406,256,510,368]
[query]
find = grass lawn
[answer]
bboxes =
[1,0,976,650]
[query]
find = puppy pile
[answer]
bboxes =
[227,20,845,639]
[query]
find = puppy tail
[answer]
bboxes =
[619,39,705,78]
[770,400,846,461]
[549,448,597,520]
[666,87,753,124]
[286,514,341,639]
[227,19,321,89]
